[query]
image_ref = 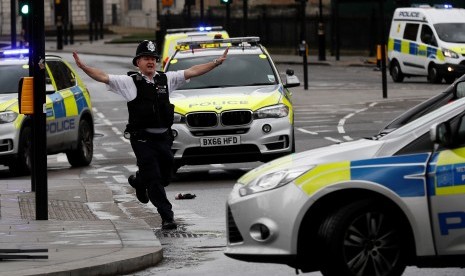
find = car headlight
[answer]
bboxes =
[173,112,185,123]
[254,104,289,119]
[0,111,18,124]
[239,165,313,196]
[442,48,459,59]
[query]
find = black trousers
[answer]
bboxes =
[130,131,174,221]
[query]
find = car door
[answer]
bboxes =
[45,59,78,151]
[428,112,465,255]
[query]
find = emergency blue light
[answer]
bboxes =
[3,49,29,56]
[434,4,453,9]
[198,26,213,32]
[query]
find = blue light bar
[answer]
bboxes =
[3,48,29,56]
[434,4,453,8]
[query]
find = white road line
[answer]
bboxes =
[343,136,353,141]
[325,137,342,143]
[295,119,334,123]
[337,103,378,139]
[113,175,128,184]
[297,128,318,135]
[112,127,122,135]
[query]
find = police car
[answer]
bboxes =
[225,81,465,276]
[0,49,94,176]
[161,26,229,69]
[164,37,299,172]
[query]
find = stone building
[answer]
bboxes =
[0,0,330,36]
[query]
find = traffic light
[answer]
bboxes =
[18,0,29,16]
[220,0,232,4]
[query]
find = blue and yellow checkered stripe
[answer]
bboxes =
[295,153,430,198]
[388,38,445,61]
[46,86,90,119]
[428,148,465,196]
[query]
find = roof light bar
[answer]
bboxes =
[433,4,453,9]
[177,36,260,47]
[3,48,29,56]
[166,26,223,34]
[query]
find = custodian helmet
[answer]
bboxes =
[132,40,160,66]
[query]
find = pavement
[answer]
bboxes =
[0,33,420,276]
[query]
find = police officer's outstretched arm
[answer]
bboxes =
[184,47,228,80]
[73,51,110,84]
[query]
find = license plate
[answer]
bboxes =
[200,136,241,147]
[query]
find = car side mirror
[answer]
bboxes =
[454,81,465,99]
[430,122,453,148]
[284,69,300,88]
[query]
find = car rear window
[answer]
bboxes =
[166,54,278,90]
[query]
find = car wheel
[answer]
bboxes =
[9,126,32,176]
[66,119,93,167]
[444,76,456,84]
[428,64,442,84]
[390,60,404,83]
[317,200,407,276]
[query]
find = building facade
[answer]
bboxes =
[0,0,330,36]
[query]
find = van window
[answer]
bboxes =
[403,23,419,41]
[420,25,437,46]
[435,23,465,43]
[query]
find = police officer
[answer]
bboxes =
[73,40,228,230]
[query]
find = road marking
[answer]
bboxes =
[325,137,342,143]
[297,128,318,135]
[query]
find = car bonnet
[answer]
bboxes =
[238,138,384,185]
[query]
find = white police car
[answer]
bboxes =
[0,49,94,175]
[226,82,465,275]
[164,37,300,172]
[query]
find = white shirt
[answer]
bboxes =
[107,70,188,101]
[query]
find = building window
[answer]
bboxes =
[128,0,142,10]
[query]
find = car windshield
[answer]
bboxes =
[434,23,465,43]
[166,53,278,89]
[0,64,29,94]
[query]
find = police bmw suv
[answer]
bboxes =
[164,37,299,172]
[0,49,94,176]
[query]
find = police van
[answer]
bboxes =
[388,4,465,84]
[0,49,94,176]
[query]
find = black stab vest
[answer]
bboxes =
[126,72,174,131]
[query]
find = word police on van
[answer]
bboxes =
[388,4,465,84]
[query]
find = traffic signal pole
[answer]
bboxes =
[10,0,16,48]
[30,0,48,220]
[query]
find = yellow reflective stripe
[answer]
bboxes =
[13,114,25,129]
[418,44,427,56]
[401,40,410,54]
[388,38,394,51]
[451,46,465,54]
[61,90,78,116]
[296,161,351,196]
[435,148,465,195]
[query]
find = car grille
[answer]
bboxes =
[186,112,217,128]
[227,206,243,243]
[186,110,252,128]
[221,110,252,126]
